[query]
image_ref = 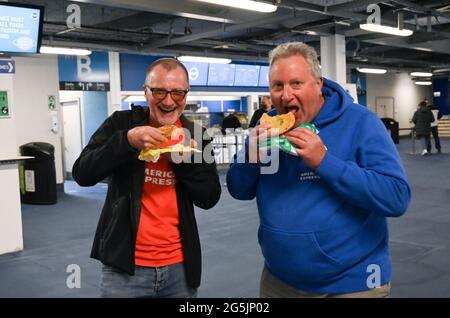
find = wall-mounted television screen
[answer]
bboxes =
[234,65,260,87]
[208,63,235,86]
[181,61,209,86]
[0,2,44,54]
[258,66,270,87]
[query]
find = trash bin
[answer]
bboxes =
[381,118,399,144]
[19,142,57,205]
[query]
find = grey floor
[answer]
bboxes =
[1,137,449,298]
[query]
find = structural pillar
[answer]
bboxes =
[320,34,347,84]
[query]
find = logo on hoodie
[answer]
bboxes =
[300,172,321,182]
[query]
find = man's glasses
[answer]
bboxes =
[144,85,189,101]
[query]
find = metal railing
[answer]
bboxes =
[399,127,416,154]
[211,133,246,164]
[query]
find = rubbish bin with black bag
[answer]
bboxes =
[381,117,399,144]
[19,142,57,204]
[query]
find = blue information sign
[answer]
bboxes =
[58,52,110,91]
[0,60,15,73]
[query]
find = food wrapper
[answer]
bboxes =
[258,123,319,156]
[138,144,201,163]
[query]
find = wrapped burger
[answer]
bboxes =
[138,125,200,163]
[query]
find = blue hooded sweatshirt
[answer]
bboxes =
[226,78,411,294]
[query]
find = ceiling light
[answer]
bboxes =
[433,68,450,73]
[335,20,351,27]
[40,46,92,56]
[410,72,432,77]
[193,0,277,13]
[178,55,231,64]
[415,81,432,85]
[359,23,413,36]
[357,67,387,74]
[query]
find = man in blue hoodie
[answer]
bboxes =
[226,42,411,298]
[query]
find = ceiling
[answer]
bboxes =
[8,0,450,77]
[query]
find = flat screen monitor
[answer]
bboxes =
[234,64,260,87]
[258,66,270,87]
[0,2,44,54]
[181,61,208,86]
[208,63,235,86]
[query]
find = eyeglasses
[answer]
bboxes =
[144,85,189,101]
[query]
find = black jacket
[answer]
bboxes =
[412,106,435,136]
[248,108,267,128]
[72,106,221,288]
[221,114,242,134]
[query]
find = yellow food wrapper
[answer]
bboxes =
[138,144,201,163]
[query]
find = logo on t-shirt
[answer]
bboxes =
[144,168,176,186]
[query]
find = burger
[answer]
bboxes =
[138,125,200,162]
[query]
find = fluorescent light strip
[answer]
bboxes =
[415,81,432,85]
[360,23,413,36]
[410,72,432,77]
[357,67,387,74]
[194,0,277,13]
[40,46,92,56]
[178,55,231,64]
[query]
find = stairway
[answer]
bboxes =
[438,119,450,137]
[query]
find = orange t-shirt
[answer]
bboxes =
[135,120,184,267]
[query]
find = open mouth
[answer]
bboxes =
[286,105,300,115]
[158,106,176,114]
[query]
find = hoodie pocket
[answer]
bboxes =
[259,225,342,282]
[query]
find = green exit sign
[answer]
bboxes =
[0,91,9,118]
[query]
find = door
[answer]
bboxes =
[375,97,395,119]
[61,100,83,178]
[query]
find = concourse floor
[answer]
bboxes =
[1,137,449,297]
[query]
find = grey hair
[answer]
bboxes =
[145,57,190,87]
[268,42,322,79]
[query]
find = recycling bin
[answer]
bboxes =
[19,142,57,204]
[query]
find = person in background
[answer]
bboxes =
[412,101,435,156]
[222,111,242,134]
[249,96,273,128]
[227,42,411,298]
[426,100,442,154]
[72,58,221,298]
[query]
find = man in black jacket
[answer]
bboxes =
[72,58,221,298]
[248,96,273,128]
[426,100,442,154]
[412,101,435,156]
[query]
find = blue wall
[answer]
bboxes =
[120,53,270,92]
[433,78,450,115]
[83,92,108,145]
[120,54,170,91]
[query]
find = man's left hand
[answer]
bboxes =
[285,128,327,170]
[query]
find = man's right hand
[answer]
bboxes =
[248,124,275,164]
[127,126,168,150]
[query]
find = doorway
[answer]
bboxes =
[61,100,83,179]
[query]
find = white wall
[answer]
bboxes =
[366,72,432,135]
[0,55,64,184]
